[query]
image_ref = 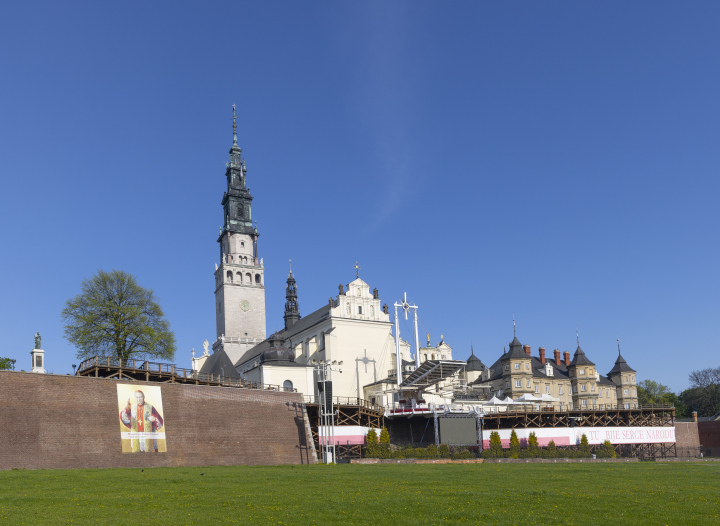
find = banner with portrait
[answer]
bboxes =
[117,384,167,453]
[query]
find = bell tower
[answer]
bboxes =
[213,106,266,364]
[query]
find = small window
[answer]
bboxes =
[599,404,603,410]
[606,390,610,398]
[580,368,585,375]
[534,385,539,393]
[504,365,509,371]
[633,389,636,396]
[525,363,530,370]
[505,381,509,388]
[514,363,520,370]
[255,274,261,284]
[581,385,587,392]
[582,400,587,407]
[546,386,550,394]
[283,380,293,391]
[559,386,563,395]
[241,241,245,247]
[624,403,630,409]
[591,384,595,392]
[624,389,629,395]
[358,306,363,314]
[526,379,531,387]
[515,380,521,387]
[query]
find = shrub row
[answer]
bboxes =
[480,430,617,459]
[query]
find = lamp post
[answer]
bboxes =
[71,364,76,375]
[313,360,342,464]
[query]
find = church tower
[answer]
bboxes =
[213,107,266,364]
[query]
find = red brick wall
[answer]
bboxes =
[698,421,720,448]
[0,371,315,470]
[674,421,701,457]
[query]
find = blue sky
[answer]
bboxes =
[1,1,718,392]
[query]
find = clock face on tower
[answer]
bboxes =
[240,300,250,312]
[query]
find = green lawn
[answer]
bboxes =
[0,462,717,525]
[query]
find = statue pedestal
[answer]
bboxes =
[30,348,45,373]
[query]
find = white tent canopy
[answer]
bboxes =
[514,393,542,402]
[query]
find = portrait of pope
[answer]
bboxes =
[119,390,165,453]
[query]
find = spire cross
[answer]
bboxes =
[617,338,621,356]
[513,313,516,337]
[354,261,361,278]
[289,259,292,273]
[577,329,580,346]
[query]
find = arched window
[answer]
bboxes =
[226,271,233,282]
[237,272,243,283]
[431,353,435,360]
[255,274,261,284]
[283,380,293,392]
[246,272,251,283]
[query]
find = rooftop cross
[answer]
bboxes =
[617,338,621,356]
[354,261,361,278]
[513,313,516,337]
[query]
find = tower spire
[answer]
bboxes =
[617,338,621,356]
[513,313,516,337]
[284,268,301,330]
[232,104,238,146]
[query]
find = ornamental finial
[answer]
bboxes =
[232,104,238,146]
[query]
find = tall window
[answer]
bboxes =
[546,385,550,394]
[534,385,539,393]
[526,379,531,387]
[580,369,585,375]
[559,386,563,395]
[624,389,629,395]
[514,363,520,370]
[582,400,587,407]
[581,384,587,392]
[515,380,521,388]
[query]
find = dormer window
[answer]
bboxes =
[545,363,553,376]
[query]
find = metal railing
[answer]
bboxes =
[303,395,385,413]
[75,355,297,392]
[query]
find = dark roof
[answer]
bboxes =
[607,353,636,375]
[598,374,616,386]
[466,350,486,371]
[504,336,529,359]
[199,348,241,379]
[234,303,332,366]
[569,345,595,366]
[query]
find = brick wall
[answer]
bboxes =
[674,421,701,457]
[0,371,315,470]
[698,421,720,456]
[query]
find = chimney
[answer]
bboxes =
[692,411,698,423]
[523,344,531,357]
[539,347,545,364]
[563,351,570,366]
[554,349,561,365]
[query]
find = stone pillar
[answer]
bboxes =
[30,347,45,374]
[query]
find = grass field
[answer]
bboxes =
[0,462,717,525]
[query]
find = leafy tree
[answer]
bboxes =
[507,429,520,458]
[579,433,591,458]
[680,367,720,417]
[0,357,14,370]
[489,431,503,458]
[378,428,391,459]
[365,429,379,458]
[637,379,674,406]
[61,270,176,362]
[527,432,540,458]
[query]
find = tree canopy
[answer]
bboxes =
[680,367,720,417]
[61,270,176,363]
[0,357,14,370]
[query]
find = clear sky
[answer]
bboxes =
[1,1,718,393]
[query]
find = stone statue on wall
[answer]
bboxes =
[202,339,210,356]
[382,303,389,315]
[339,284,345,296]
[373,288,379,300]
[34,332,41,349]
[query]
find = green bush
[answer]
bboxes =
[378,428,391,459]
[506,429,520,458]
[438,444,450,459]
[365,429,379,458]
[481,448,493,459]
[579,434,591,458]
[543,440,557,458]
[526,432,541,458]
[489,431,504,458]
[452,449,474,460]
[596,440,617,459]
